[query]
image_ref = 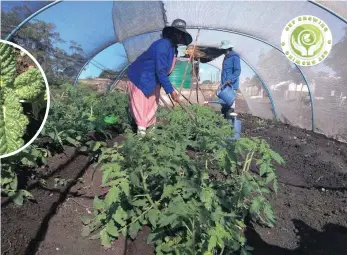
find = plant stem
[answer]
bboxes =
[134,194,148,198]
[120,201,160,232]
[182,221,193,236]
[140,169,156,207]
[219,246,225,255]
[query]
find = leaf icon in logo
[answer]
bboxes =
[308,34,323,56]
[303,34,311,43]
[291,34,307,56]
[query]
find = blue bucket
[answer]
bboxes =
[216,84,237,106]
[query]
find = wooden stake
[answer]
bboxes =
[178,29,201,96]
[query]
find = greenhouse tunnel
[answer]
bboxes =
[2,0,347,142]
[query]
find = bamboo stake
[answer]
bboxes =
[188,60,195,101]
[174,87,194,105]
[178,29,201,96]
[189,59,206,104]
[167,93,176,106]
[174,98,196,122]
[159,95,173,110]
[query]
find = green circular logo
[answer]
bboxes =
[281,15,332,66]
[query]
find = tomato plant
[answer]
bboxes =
[83,105,284,254]
[1,84,130,205]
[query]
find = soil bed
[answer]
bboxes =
[240,114,347,255]
[1,115,347,255]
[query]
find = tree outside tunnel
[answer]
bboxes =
[1,6,86,85]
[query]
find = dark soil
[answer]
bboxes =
[240,113,347,255]
[1,115,347,255]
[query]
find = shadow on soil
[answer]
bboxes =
[24,159,91,255]
[247,220,347,255]
[1,150,79,209]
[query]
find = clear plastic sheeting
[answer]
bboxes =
[207,56,274,120]
[1,1,53,39]
[112,1,165,42]
[2,0,117,85]
[187,29,312,130]
[298,2,347,141]
[163,1,311,48]
[306,26,347,141]
[1,0,346,141]
[30,1,116,58]
[315,1,347,20]
[238,61,274,120]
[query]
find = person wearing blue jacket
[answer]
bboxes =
[219,40,241,118]
[127,19,192,135]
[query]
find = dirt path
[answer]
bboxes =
[1,116,346,255]
[1,136,151,255]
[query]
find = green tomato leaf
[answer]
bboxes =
[100,228,112,248]
[128,221,141,239]
[89,232,100,240]
[113,206,127,226]
[273,179,278,194]
[81,226,91,237]
[208,235,217,251]
[120,181,130,197]
[129,172,140,187]
[250,196,264,215]
[79,146,88,152]
[80,216,92,225]
[161,185,174,199]
[132,199,148,207]
[147,232,160,244]
[270,151,284,164]
[21,190,34,200]
[158,214,177,227]
[200,188,213,210]
[106,220,119,237]
[93,196,105,210]
[147,209,160,228]
[10,174,18,190]
[66,137,79,147]
[104,186,120,206]
[259,163,269,176]
[11,191,24,206]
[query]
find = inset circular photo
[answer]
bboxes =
[0,40,50,158]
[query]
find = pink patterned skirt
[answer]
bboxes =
[128,57,176,128]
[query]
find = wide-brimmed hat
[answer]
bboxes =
[162,19,193,45]
[220,40,234,50]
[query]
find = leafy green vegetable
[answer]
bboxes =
[0,90,29,154]
[0,42,45,155]
[13,68,45,101]
[0,42,16,87]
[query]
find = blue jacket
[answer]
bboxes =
[221,51,241,90]
[128,38,176,97]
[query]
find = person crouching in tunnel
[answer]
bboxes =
[127,19,193,135]
[219,40,241,118]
